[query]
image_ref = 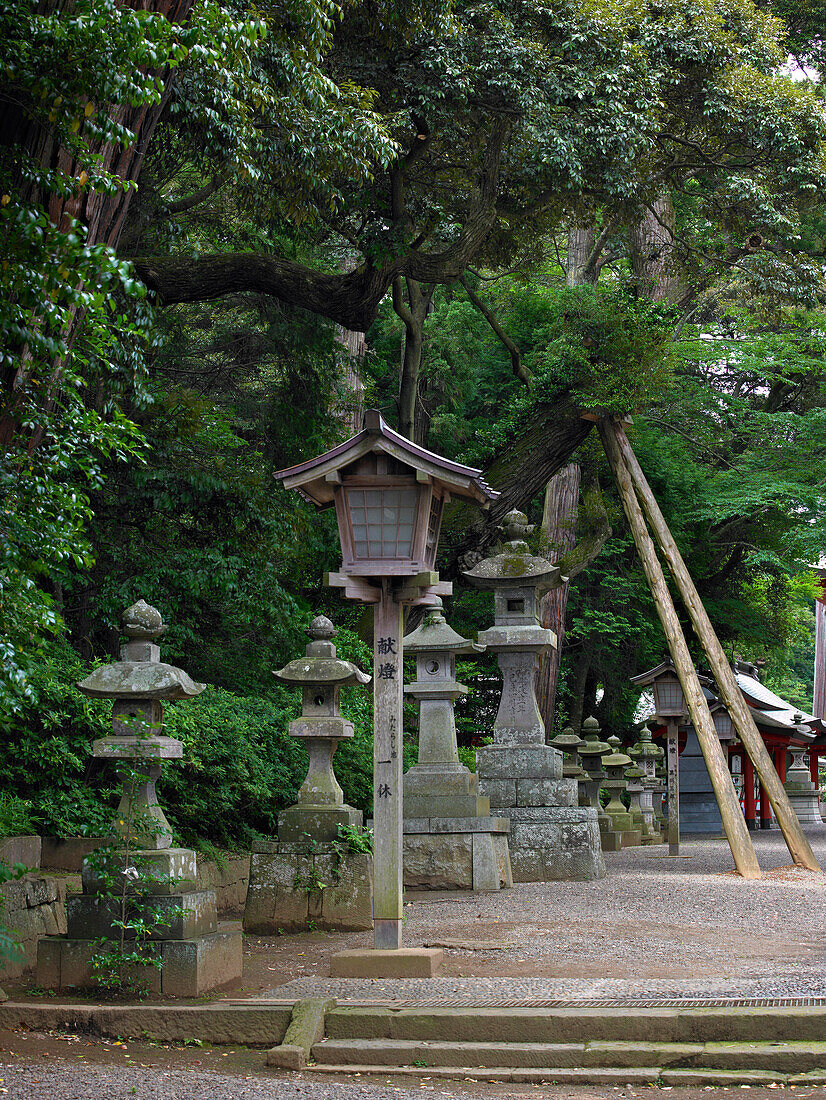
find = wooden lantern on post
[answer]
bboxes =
[276,411,498,953]
[631,657,691,856]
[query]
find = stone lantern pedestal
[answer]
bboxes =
[463,513,604,882]
[37,601,242,996]
[401,600,511,892]
[784,745,824,826]
[244,617,374,933]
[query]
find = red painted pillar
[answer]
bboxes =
[810,750,819,785]
[776,747,787,784]
[759,778,772,829]
[743,753,756,830]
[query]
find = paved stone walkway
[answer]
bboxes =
[263,829,826,1004]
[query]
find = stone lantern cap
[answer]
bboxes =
[463,510,563,594]
[403,599,484,656]
[549,726,587,751]
[77,600,205,701]
[274,616,371,688]
[603,736,632,769]
[629,724,664,760]
[624,764,646,780]
[578,716,610,757]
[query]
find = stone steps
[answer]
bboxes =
[305,1063,826,1086]
[324,1004,826,1044]
[300,1004,826,1083]
[311,1037,826,1072]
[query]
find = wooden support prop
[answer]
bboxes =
[609,418,821,873]
[598,419,761,879]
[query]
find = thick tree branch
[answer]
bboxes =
[459,275,531,387]
[132,117,511,330]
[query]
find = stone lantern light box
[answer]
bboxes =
[276,409,497,589]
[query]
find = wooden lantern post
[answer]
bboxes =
[276,411,498,952]
[630,661,692,857]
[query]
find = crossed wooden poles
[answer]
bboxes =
[598,416,820,879]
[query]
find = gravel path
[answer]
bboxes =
[0,1061,809,1100]
[265,831,826,1003]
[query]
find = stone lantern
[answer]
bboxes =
[463,512,604,882]
[549,726,590,783]
[628,723,665,843]
[401,599,511,892]
[602,736,641,847]
[578,715,618,851]
[623,762,647,837]
[81,599,204,850]
[275,615,370,843]
[37,600,243,996]
[784,738,824,826]
[244,616,374,933]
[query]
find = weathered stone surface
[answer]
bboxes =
[0,873,68,979]
[477,745,563,780]
[319,853,373,931]
[331,948,443,978]
[0,836,41,869]
[267,998,335,1069]
[81,848,197,896]
[401,817,510,834]
[516,778,577,807]
[161,925,243,996]
[403,793,491,819]
[66,890,218,941]
[404,834,473,889]
[244,848,372,933]
[278,805,362,844]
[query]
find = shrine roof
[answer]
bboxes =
[274,410,499,508]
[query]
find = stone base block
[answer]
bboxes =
[82,848,197,895]
[784,788,825,827]
[330,947,442,978]
[499,806,604,881]
[66,889,217,940]
[403,793,491,819]
[477,744,562,781]
[599,826,623,852]
[36,924,242,995]
[620,829,643,847]
[243,847,372,933]
[0,836,41,869]
[402,823,512,891]
[278,804,362,844]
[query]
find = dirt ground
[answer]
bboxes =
[3,1028,826,1100]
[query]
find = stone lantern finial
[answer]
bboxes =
[308,614,336,641]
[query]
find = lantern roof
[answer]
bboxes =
[274,409,498,508]
[275,616,371,687]
[77,600,205,701]
[630,656,712,689]
[403,599,484,656]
